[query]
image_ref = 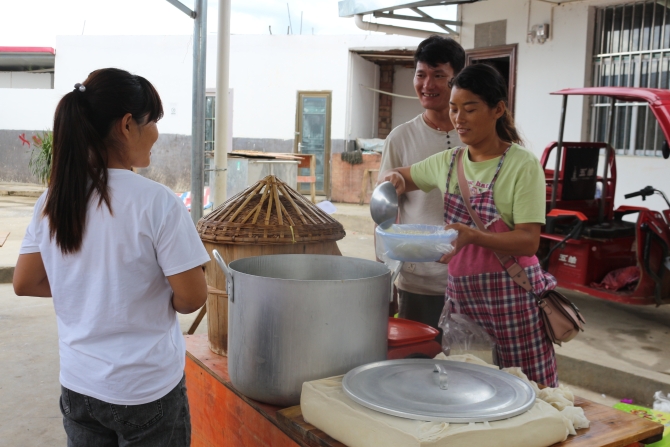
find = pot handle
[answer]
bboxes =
[389,261,404,302]
[212,250,235,302]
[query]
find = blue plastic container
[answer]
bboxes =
[375,224,458,262]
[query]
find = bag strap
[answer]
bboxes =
[455,148,534,293]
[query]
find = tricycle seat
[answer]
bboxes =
[582,220,636,239]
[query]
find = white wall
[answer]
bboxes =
[48,34,422,142]
[0,72,52,89]
[460,0,670,212]
[391,66,423,129]
[220,35,422,141]
[55,35,194,135]
[0,88,61,130]
[346,52,378,140]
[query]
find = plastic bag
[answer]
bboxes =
[654,391,670,412]
[376,224,457,262]
[356,137,385,153]
[375,231,402,273]
[438,299,497,365]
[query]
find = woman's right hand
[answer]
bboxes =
[379,167,416,195]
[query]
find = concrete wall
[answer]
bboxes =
[392,66,423,129]
[460,0,670,212]
[135,134,192,192]
[0,88,62,184]
[0,129,41,184]
[0,72,53,89]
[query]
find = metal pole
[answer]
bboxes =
[213,0,231,207]
[190,0,207,224]
[550,95,568,210]
[600,96,616,224]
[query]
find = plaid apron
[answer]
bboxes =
[444,148,558,387]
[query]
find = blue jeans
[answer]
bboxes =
[60,375,191,447]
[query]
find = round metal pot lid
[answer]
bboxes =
[342,359,536,423]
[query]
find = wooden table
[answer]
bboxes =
[185,334,663,447]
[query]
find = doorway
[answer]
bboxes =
[294,91,332,196]
[465,44,518,115]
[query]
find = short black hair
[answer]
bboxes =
[414,35,465,74]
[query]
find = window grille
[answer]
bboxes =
[592,1,670,157]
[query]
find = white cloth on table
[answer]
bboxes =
[301,353,589,447]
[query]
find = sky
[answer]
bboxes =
[0,0,456,47]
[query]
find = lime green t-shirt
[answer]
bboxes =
[410,144,546,228]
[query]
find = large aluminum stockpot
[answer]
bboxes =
[212,252,391,406]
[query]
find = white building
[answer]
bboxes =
[0,34,424,194]
[1,0,669,211]
[456,0,670,212]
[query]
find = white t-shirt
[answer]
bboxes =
[378,114,463,295]
[20,169,211,405]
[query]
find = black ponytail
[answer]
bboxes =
[496,109,521,146]
[451,64,522,145]
[45,68,163,254]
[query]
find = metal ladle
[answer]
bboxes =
[371,181,403,295]
[370,181,399,230]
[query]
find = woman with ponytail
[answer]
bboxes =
[13,68,209,446]
[381,64,559,387]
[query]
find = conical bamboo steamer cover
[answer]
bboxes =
[197,175,346,245]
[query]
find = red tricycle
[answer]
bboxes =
[538,87,670,306]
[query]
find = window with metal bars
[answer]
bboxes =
[592,1,670,157]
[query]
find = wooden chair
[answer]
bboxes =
[296,154,317,203]
[359,169,379,205]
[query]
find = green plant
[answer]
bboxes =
[29,130,53,185]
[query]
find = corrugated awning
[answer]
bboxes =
[338,0,478,17]
[338,0,480,38]
[0,47,55,72]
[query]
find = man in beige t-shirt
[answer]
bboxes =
[378,35,465,333]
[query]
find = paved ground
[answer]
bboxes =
[1,189,669,445]
[0,195,35,279]
[0,284,206,446]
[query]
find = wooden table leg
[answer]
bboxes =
[187,305,207,335]
[0,232,9,247]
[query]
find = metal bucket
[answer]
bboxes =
[213,252,391,406]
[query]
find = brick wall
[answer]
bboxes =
[330,153,382,204]
[378,65,395,139]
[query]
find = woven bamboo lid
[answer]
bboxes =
[197,175,346,245]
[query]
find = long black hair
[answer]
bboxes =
[45,68,163,254]
[451,64,522,145]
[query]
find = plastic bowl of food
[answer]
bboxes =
[375,224,458,262]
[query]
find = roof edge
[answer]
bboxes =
[0,47,55,55]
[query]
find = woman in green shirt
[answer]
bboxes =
[381,64,558,386]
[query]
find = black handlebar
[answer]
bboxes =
[624,186,656,200]
[624,191,643,199]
